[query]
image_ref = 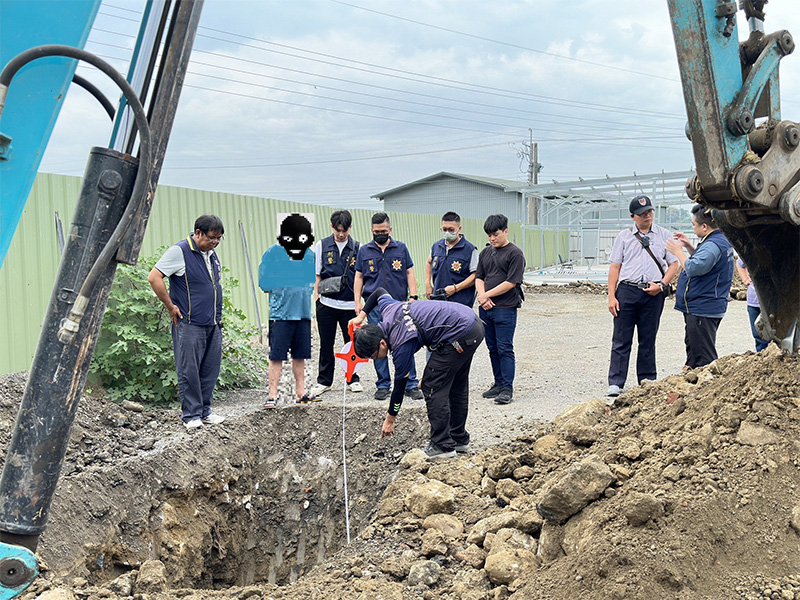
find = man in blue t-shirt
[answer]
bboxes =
[353,212,422,401]
[666,204,734,368]
[351,287,484,459]
[259,214,316,407]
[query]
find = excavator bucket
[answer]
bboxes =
[668,0,800,352]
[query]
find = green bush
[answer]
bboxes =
[89,251,266,405]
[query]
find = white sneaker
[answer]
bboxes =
[309,383,331,397]
[607,385,622,397]
[202,413,225,425]
[348,381,363,393]
[184,418,203,430]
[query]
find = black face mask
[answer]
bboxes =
[373,232,390,245]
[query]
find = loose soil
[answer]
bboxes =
[2,289,792,600]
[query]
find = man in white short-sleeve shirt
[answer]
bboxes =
[606,196,679,398]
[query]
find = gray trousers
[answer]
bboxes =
[172,320,222,422]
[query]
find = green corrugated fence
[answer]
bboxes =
[0,172,561,374]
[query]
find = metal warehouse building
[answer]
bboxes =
[372,172,526,222]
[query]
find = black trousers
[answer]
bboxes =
[315,301,359,386]
[608,283,665,387]
[420,319,485,451]
[684,313,722,368]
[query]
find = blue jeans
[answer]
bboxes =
[172,320,222,422]
[479,306,518,391]
[747,305,769,352]
[368,308,418,390]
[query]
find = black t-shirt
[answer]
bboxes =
[476,242,526,308]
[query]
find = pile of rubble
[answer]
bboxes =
[18,344,800,600]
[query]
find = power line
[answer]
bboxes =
[98,8,686,121]
[329,0,680,83]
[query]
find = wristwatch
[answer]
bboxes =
[409,295,418,300]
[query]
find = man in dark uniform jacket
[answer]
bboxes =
[351,287,484,459]
[353,212,422,401]
[425,211,478,306]
[310,210,361,397]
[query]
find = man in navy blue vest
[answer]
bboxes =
[666,205,734,368]
[309,210,362,397]
[353,212,423,401]
[351,287,484,458]
[424,211,478,307]
[149,215,226,430]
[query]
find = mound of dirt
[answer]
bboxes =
[12,346,800,600]
[524,281,607,295]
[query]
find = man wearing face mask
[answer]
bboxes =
[353,212,422,401]
[425,211,478,307]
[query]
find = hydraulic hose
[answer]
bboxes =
[71,73,116,120]
[0,45,152,343]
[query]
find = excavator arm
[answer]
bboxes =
[667,0,800,351]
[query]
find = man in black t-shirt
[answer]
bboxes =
[475,214,526,405]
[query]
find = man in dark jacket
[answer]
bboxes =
[148,215,226,430]
[310,210,361,397]
[353,212,422,401]
[666,204,734,368]
[351,287,484,459]
[424,211,478,306]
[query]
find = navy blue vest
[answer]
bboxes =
[358,239,411,301]
[675,229,734,316]
[169,236,223,327]
[430,236,476,307]
[319,235,360,302]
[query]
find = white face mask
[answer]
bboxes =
[443,231,458,242]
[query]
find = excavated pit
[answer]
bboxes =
[0,375,430,590]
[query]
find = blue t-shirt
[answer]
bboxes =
[258,244,314,320]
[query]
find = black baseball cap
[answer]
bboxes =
[629,195,654,215]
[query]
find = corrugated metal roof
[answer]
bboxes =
[372,172,524,199]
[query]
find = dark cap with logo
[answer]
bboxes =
[629,195,654,215]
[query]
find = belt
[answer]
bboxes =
[620,281,650,290]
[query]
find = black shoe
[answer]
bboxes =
[404,388,424,400]
[482,384,502,398]
[374,388,390,400]
[422,443,457,459]
[494,388,513,405]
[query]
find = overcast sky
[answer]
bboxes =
[39,0,800,209]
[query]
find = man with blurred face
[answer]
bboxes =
[606,195,679,398]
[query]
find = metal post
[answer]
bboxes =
[54,211,64,252]
[239,221,264,344]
